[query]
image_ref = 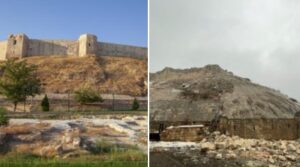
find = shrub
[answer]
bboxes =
[41,94,49,112]
[0,108,8,126]
[90,140,116,154]
[132,98,139,111]
[90,140,140,155]
[74,85,103,105]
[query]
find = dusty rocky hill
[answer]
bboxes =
[23,55,147,96]
[150,65,300,122]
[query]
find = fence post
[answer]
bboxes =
[67,91,70,112]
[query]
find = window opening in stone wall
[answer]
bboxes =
[88,43,91,47]
[13,40,17,45]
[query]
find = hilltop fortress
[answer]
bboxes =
[0,33,147,60]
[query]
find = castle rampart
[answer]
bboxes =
[0,33,147,60]
[0,41,7,60]
[97,42,147,59]
[27,40,78,56]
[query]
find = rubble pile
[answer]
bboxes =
[151,130,300,166]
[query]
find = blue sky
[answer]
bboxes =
[0,0,147,47]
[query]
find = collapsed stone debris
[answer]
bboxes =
[151,128,300,166]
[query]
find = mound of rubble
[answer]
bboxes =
[150,65,300,122]
[0,115,147,158]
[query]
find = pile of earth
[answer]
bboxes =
[23,55,147,96]
[150,65,300,122]
[151,130,300,167]
[0,115,147,158]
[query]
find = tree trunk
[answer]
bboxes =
[23,99,26,112]
[80,103,83,111]
[31,96,33,112]
[13,102,17,112]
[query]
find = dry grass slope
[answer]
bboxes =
[24,55,147,96]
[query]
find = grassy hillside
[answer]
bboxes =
[24,55,147,96]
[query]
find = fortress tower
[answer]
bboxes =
[78,34,97,57]
[5,34,29,59]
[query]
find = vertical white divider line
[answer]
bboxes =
[147,0,150,166]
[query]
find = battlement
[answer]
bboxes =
[0,33,147,60]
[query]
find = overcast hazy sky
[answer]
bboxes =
[150,0,300,100]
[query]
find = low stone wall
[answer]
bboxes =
[153,117,300,141]
[218,117,300,140]
[150,121,211,133]
[160,125,205,141]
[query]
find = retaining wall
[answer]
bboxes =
[152,117,300,141]
[218,117,300,140]
[160,126,205,141]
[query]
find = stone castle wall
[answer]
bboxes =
[27,40,79,56]
[0,33,147,60]
[0,41,7,60]
[98,42,147,59]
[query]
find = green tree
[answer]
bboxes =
[41,94,49,112]
[132,98,139,111]
[0,59,40,112]
[74,85,103,109]
[0,108,8,126]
